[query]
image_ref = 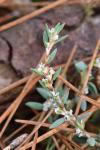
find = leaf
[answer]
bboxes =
[55,35,68,44]
[53,67,62,81]
[81,100,87,111]
[75,116,85,129]
[56,86,64,98]
[48,49,57,64]
[43,30,49,47]
[26,102,43,110]
[37,88,52,99]
[39,80,46,88]
[31,68,43,76]
[74,61,87,72]
[50,118,65,129]
[87,137,96,147]
[62,87,69,104]
[55,23,65,33]
[88,82,98,95]
[46,24,50,38]
[78,112,92,121]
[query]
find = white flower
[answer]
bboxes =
[53,34,59,41]
[49,68,55,75]
[84,86,89,95]
[55,107,63,114]
[37,63,45,72]
[61,109,73,121]
[42,78,48,83]
[95,57,100,68]
[43,99,53,111]
[51,91,59,97]
[46,68,55,81]
[75,128,84,137]
[43,66,49,74]
[49,28,55,33]
[49,28,59,41]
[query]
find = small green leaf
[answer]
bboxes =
[74,61,87,72]
[78,112,92,121]
[26,102,43,110]
[53,67,62,81]
[87,137,96,147]
[81,101,87,111]
[55,23,65,33]
[39,80,46,88]
[46,24,50,38]
[43,30,49,47]
[31,68,43,76]
[56,35,68,44]
[62,87,69,104]
[75,116,85,129]
[50,118,65,129]
[88,82,98,95]
[37,88,52,99]
[48,49,57,64]
[56,86,64,98]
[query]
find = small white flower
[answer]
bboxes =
[43,66,49,74]
[46,68,55,81]
[49,28,59,41]
[49,28,55,33]
[37,63,45,72]
[75,128,84,137]
[61,109,73,121]
[51,91,59,97]
[42,78,48,83]
[49,68,55,75]
[55,107,62,114]
[53,34,59,41]
[84,86,89,95]
[95,57,100,68]
[43,99,53,111]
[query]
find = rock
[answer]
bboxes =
[0,63,18,89]
[0,38,9,63]
[1,19,45,76]
[40,4,85,28]
[69,20,98,54]
[0,4,100,77]
[90,16,100,39]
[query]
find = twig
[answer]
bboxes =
[15,119,50,128]
[0,76,40,138]
[58,75,100,108]
[0,0,67,32]
[4,114,40,143]
[32,131,38,150]
[4,133,28,150]
[0,52,46,137]
[52,136,60,150]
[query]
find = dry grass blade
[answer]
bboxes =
[52,136,60,150]
[0,76,40,138]
[32,131,38,150]
[15,119,50,128]
[0,53,46,137]
[58,75,100,108]
[4,114,40,143]
[15,111,46,150]
[0,0,67,32]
